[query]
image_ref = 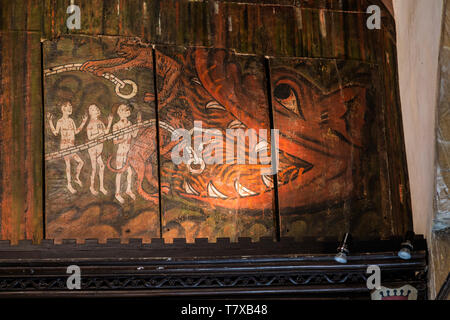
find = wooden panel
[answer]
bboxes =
[0,0,43,32]
[32,1,386,62]
[0,31,43,244]
[0,0,409,244]
[209,2,298,56]
[157,0,210,46]
[69,0,103,35]
[101,0,156,39]
[155,46,275,242]
[43,0,69,38]
[380,31,413,234]
[41,0,156,40]
[118,0,147,38]
[43,35,159,243]
[268,57,392,240]
[209,3,381,62]
[219,0,389,12]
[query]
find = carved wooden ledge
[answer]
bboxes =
[0,236,427,299]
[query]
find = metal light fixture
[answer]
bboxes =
[335,233,352,264]
[398,231,415,260]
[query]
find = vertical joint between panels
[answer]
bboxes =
[152,47,163,239]
[40,40,46,241]
[264,56,281,242]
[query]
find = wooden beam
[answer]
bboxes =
[0,31,43,244]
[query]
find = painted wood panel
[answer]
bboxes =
[268,57,391,240]
[0,0,409,244]
[155,46,276,242]
[43,35,159,242]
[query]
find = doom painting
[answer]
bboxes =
[44,35,386,243]
[44,36,159,242]
[268,58,386,240]
[154,47,276,242]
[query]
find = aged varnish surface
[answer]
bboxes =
[43,36,159,242]
[0,0,411,244]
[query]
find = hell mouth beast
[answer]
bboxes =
[79,38,368,211]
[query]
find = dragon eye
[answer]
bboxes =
[274,83,303,119]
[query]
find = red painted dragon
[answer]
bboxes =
[80,38,368,212]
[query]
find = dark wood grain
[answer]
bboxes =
[0,31,43,244]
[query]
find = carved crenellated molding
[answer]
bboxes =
[0,237,428,299]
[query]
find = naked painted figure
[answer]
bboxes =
[44,36,380,242]
[86,104,113,196]
[47,101,87,194]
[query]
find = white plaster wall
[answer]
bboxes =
[393,0,444,237]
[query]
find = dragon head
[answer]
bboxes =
[192,49,369,211]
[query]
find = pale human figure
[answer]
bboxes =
[47,101,88,194]
[86,104,113,196]
[112,104,141,203]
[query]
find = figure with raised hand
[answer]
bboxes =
[47,101,87,194]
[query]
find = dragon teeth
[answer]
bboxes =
[234,180,257,197]
[191,77,202,86]
[261,174,274,188]
[183,180,199,196]
[207,182,228,199]
[206,100,226,111]
[228,119,246,129]
[255,140,269,153]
